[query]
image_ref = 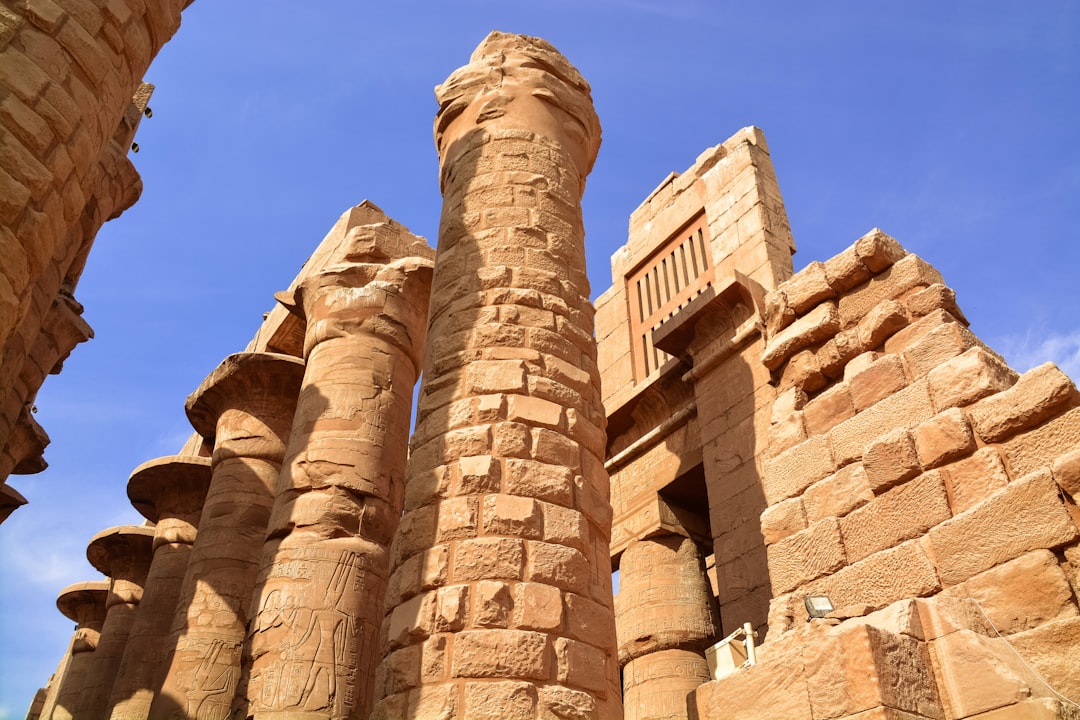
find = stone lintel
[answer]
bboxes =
[611,494,711,562]
[126,455,213,523]
[56,581,110,624]
[86,526,155,579]
[184,352,305,439]
[653,270,765,359]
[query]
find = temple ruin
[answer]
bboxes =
[1,6,1078,720]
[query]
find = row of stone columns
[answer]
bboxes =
[27,31,716,720]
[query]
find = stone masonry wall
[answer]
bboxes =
[0,0,192,516]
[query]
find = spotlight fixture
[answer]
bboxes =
[130,142,139,153]
[143,106,153,118]
[804,594,834,620]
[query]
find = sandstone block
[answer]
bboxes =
[539,502,587,553]
[1002,406,1080,478]
[694,640,812,720]
[435,585,469,632]
[804,462,875,522]
[940,550,1077,635]
[1052,447,1080,499]
[824,245,871,293]
[912,408,975,469]
[906,283,964,321]
[830,379,935,467]
[849,354,908,411]
[762,301,840,371]
[931,628,1045,719]
[900,318,981,380]
[838,254,941,329]
[466,359,527,394]
[482,493,543,539]
[840,471,951,563]
[760,497,807,545]
[857,299,909,351]
[458,454,501,495]
[537,686,596,720]
[507,393,564,430]
[927,346,1017,412]
[966,698,1080,720]
[453,537,525,582]
[388,592,436,649]
[927,469,1079,586]
[436,495,479,542]
[854,229,907,272]
[814,539,941,612]
[968,362,1076,443]
[463,680,538,719]
[767,517,846,594]
[526,541,589,594]
[781,260,835,313]
[1008,616,1080,706]
[771,386,808,423]
[768,411,807,457]
[940,447,1010,514]
[514,582,563,632]
[818,330,863,380]
[764,287,796,338]
[803,623,941,719]
[555,638,609,694]
[473,580,513,628]
[565,592,617,645]
[803,382,855,435]
[777,348,827,393]
[862,428,921,493]
[503,458,574,507]
[452,629,550,680]
[763,435,835,505]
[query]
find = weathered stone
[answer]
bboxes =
[759,497,807,545]
[762,301,840,370]
[828,379,935,467]
[927,346,1017,412]
[780,260,835,313]
[848,354,908,411]
[1001,405,1080,478]
[763,434,836,504]
[768,518,846,594]
[840,470,951,563]
[927,469,1079,586]
[940,447,1010,514]
[803,382,855,435]
[912,407,976,469]
[812,539,941,612]
[940,550,1077,635]
[38,582,109,720]
[622,649,710,720]
[931,628,1046,719]
[968,362,1076,442]
[862,428,922,493]
[1053,447,1080,499]
[1007,616,1080,705]
[838,254,941,329]
[803,462,874,522]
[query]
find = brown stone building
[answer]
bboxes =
[4,8,1079,720]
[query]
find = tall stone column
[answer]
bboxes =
[105,455,213,719]
[239,207,434,720]
[372,32,620,719]
[149,352,303,720]
[77,525,156,717]
[38,581,108,720]
[614,535,719,720]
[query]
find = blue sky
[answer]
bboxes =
[2,1,1078,714]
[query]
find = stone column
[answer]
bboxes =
[238,207,434,720]
[372,32,620,719]
[105,455,213,719]
[38,581,108,720]
[149,352,303,720]
[77,526,156,717]
[614,535,719,720]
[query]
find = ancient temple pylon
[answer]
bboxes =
[372,32,621,719]
[149,353,303,720]
[238,204,434,719]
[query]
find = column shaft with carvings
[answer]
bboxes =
[77,526,156,717]
[148,353,303,720]
[105,456,213,719]
[614,535,719,720]
[37,582,108,720]
[240,208,434,719]
[373,32,621,719]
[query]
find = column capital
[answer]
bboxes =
[127,455,212,523]
[56,581,109,625]
[184,352,305,439]
[434,31,601,188]
[86,525,155,583]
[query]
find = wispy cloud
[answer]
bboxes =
[994,328,1080,379]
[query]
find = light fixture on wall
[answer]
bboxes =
[804,594,834,619]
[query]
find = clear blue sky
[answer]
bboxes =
[2,1,1078,714]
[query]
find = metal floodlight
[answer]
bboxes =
[804,594,834,619]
